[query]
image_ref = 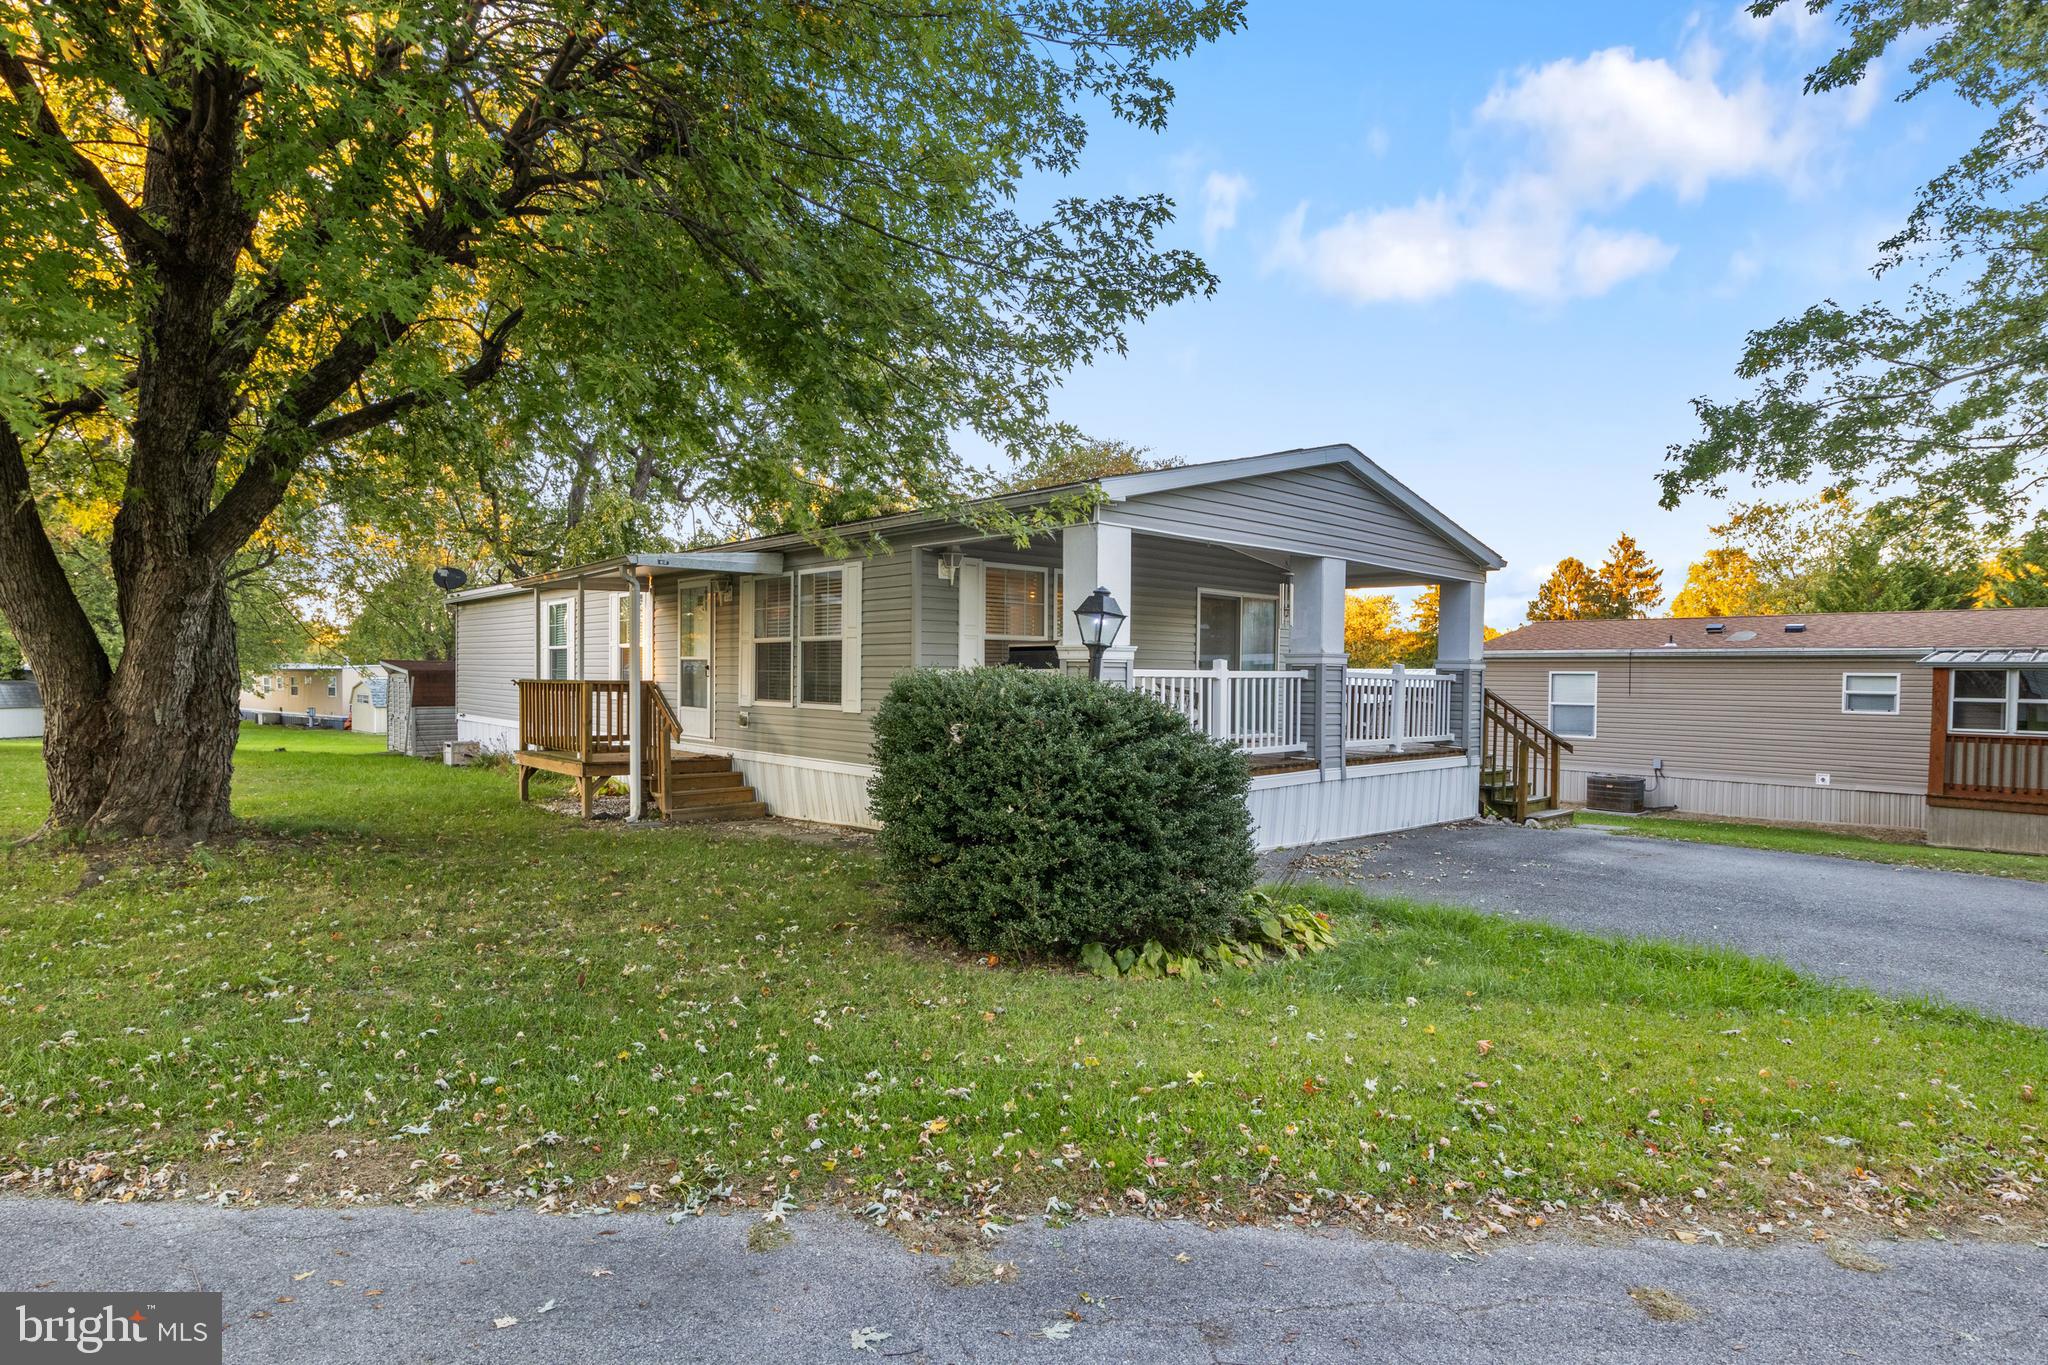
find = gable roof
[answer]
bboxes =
[1095,444,1504,570]
[1487,607,2048,658]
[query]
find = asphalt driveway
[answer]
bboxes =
[1264,822,2048,1028]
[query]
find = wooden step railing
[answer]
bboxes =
[1482,690,1573,822]
[517,679,631,758]
[641,683,686,816]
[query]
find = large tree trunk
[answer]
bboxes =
[40,573,241,839]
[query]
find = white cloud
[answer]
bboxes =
[1271,28,1876,305]
[1200,170,1251,247]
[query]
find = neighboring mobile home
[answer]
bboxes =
[1485,608,2048,855]
[446,445,1511,849]
[347,664,391,735]
[240,664,347,727]
[0,676,42,739]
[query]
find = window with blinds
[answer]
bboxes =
[545,601,571,680]
[984,566,1047,638]
[752,577,793,703]
[799,570,844,706]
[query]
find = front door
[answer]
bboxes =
[676,581,713,739]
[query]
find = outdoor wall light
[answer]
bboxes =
[1072,586,1126,681]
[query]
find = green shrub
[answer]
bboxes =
[868,667,1257,957]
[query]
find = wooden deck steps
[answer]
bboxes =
[648,750,769,822]
[511,679,772,823]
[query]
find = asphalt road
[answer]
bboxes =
[1264,822,2048,1028]
[1,1201,2042,1363]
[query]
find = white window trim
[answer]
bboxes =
[543,599,574,681]
[981,562,1053,641]
[741,566,862,712]
[1841,672,1901,717]
[613,591,655,682]
[795,566,852,711]
[1547,669,1598,740]
[1196,588,1282,671]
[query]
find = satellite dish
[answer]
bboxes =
[432,566,470,591]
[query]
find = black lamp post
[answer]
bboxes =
[1072,585,1126,681]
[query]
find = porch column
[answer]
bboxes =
[1059,522,1135,685]
[626,572,645,821]
[1286,556,1348,773]
[1435,577,1486,753]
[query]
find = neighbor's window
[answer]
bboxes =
[1951,668,2010,732]
[326,676,337,697]
[799,569,844,706]
[2022,669,2048,733]
[1548,671,1597,738]
[289,680,299,697]
[1953,667,2048,734]
[1842,673,1900,715]
[545,601,571,679]
[752,575,794,703]
[984,566,1048,640]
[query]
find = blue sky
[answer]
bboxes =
[1020,2,1977,627]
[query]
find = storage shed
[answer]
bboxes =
[383,659,456,758]
[0,677,42,739]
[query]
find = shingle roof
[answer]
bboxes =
[1487,607,2048,656]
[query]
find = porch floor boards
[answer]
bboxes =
[1247,743,1465,777]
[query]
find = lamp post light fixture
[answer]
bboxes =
[1072,585,1126,681]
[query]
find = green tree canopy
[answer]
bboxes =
[1664,0,2048,522]
[1526,556,1617,622]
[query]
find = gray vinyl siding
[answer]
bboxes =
[386,675,456,757]
[916,548,959,668]
[453,593,533,722]
[1129,534,1291,669]
[1485,654,1932,797]
[1104,465,1485,583]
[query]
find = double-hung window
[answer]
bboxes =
[799,570,845,706]
[752,577,794,703]
[1548,671,1597,738]
[1842,673,1900,715]
[326,676,337,697]
[745,569,860,708]
[1952,667,2048,733]
[544,601,571,679]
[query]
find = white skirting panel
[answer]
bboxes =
[458,713,517,754]
[1247,756,1479,851]
[1558,766,1925,831]
[726,750,879,829]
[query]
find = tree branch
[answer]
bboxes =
[0,39,174,263]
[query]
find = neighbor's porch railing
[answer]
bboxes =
[1131,663,1306,754]
[1344,665,1456,748]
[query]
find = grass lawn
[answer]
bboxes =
[1574,810,2048,883]
[0,730,2042,1239]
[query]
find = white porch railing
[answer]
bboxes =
[1345,665,1456,748]
[1132,663,1306,754]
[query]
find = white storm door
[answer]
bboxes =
[676,581,713,739]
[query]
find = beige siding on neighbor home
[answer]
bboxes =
[1486,653,1931,828]
[242,669,344,717]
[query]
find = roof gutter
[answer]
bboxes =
[1485,647,1931,661]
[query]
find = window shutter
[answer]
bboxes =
[839,561,863,713]
[957,558,984,668]
[737,577,756,705]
